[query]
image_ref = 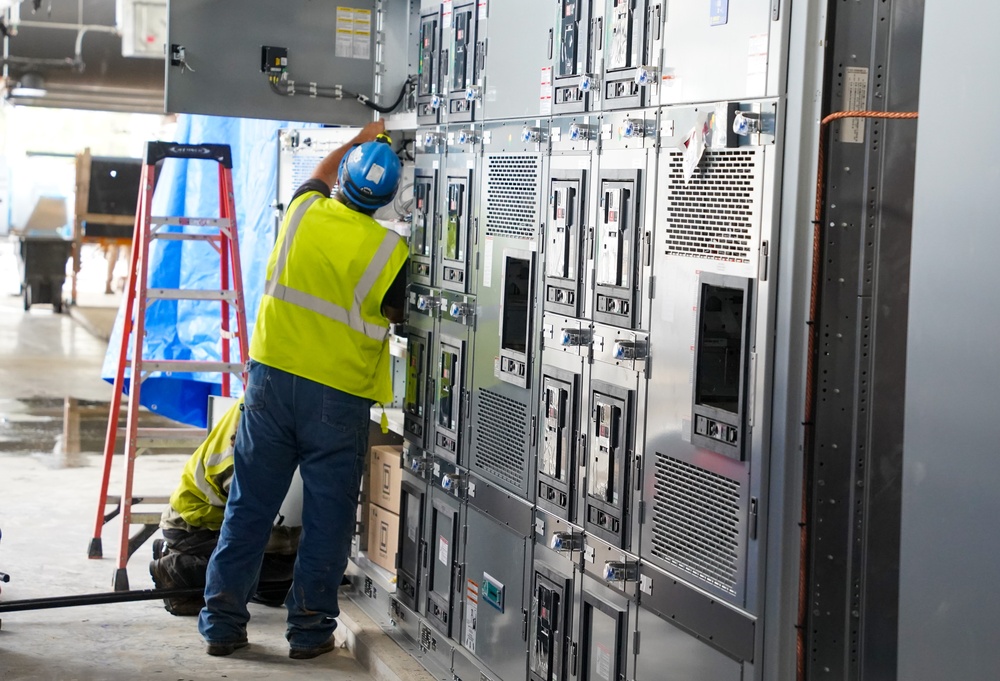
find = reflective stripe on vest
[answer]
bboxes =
[192,455,227,508]
[264,195,401,344]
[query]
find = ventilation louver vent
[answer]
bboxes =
[486,154,540,240]
[664,149,762,264]
[473,388,529,489]
[651,452,742,595]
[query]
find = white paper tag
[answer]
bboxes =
[442,0,453,28]
[682,123,707,181]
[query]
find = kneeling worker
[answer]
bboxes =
[150,398,299,615]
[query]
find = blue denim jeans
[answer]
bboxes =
[197,360,371,649]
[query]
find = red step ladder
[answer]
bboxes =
[88,142,249,591]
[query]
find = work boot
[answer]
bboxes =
[206,639,249,657]
[149,559,204,616]
[289,636,338,660]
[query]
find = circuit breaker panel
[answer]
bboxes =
[410,166,439,287]
[445,1,483,123]
[417,9,443,124]
[552,0,597,114]
[379,0,805,678]
[545,171,588,318]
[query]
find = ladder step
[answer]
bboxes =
[147,289,238,301]
[139,360,244,374]
[150,232,222,242]
[130,512,165,525]
[150,216,231,228]
[119,427,208,448]
[105,495,172,506]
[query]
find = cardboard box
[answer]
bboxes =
[367,445,403,513]
[367,503,400,573]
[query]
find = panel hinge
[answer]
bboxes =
[522,609,529,641]
[771,0,780,21]
[633,630,640,655]
[637,500,645,525]
[648,275,655,299]
[750,496,759,540]
[530,415,538,446]
[475,250,480,271]
[759,240,769,281]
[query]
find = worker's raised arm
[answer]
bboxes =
[309,119,386,187]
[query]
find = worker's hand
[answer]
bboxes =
[357,119,387,144]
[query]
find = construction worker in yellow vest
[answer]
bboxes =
[199,119,408,659]
[150,398,299,616]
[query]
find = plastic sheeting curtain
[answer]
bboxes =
[102,115,316,427]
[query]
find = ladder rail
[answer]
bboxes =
[220,163,232,398]
[88,191,146,560]
[114,161,158,589]
[224,165,251,391]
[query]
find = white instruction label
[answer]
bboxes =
[442,0,453,28]
[438,535,449,565]
[747,33,768,96]
[336,8,371,60]
[842,67,870,143]
[336,7,354,58]
[482,236,494,288]
[596,643,612,680]
[353,9,372,60]
[464,580,479,653]
[540,66,553,116]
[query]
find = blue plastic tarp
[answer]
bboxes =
[101,115,316,427]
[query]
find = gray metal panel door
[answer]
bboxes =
[634,607,742,681]
[463,506,529,681]
[167,0,387,125]
[482,0,554,119]
[898,1,1000,678]
[659,0,775,104]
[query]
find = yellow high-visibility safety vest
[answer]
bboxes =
[169,399,243,531]
[250,191,408,405]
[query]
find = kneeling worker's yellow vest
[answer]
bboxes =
[249,191,408,405]
[169,399,243,531]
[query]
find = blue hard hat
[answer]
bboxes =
[338,139,401,210]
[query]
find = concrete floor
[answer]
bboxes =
[0,240,384,681]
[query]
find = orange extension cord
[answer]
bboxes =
[797,110,919,681]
